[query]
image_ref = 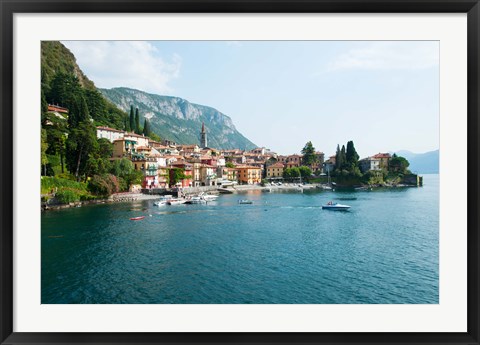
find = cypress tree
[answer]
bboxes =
[335,144,342,170]
[124,114,130,131]
[129,105,135,132]
[135,108,141,134]
[346,140,359,167]
[340,145,347,170]
[142,118,151,137]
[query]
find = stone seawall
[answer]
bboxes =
[42,193,160,211]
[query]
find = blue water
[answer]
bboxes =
[41,174,439,304]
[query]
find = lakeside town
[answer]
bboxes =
[42,103,422,209]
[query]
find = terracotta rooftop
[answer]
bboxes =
[372,153,392,159]
[97,126,124,133]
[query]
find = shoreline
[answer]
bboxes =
[42,193,161,211]
[42,182,421,211]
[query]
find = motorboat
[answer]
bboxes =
[238,199,253,204]
[185,196,207,204]
[199,192,219,201]
[322,202,351,210]
[154,195,173,206]
[203,195,219,201]
[130,216,145,221]
[167,198,186,205]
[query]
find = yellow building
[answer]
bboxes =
[236,166,262,185]
[112,139,138,158]
[266,162,284,178]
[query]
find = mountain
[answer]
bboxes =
[41,41,95,91]
[41,41,127,130]
[100,87,256,150]
[392,149,439,174]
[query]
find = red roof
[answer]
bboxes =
[97,126,124,133]
[47,105,69,113]
[372,153,391,159]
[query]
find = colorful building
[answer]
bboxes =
[236,166,262,185]
[266,162,285,178]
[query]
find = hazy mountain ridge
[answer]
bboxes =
[100,87,256,150]
[392,149,439,174]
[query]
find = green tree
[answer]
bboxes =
[85,156,112,177]
[170,168,191,186]
[84,89,108,124]
[87,174,119,196]
[283,167,300,179]
[301,141,317,166]
[47,72,91,129]
[346,140,360,168]
[109,158,143,190]
[67,90,90,128]
[129,105,135,132]
[142,118,151,137]
[65,120,99,181]
[335,145,347,170]
[110,158,134,178]
[298,166,312,178]
[41,129,49,176]
[335,144,343,170]
[124,114,130,131]
[149,132,161,142]
[225,161,235,168]
[97,138,113,159]
[389,154,410,174]
[43,111,68,174]
[135,108,141,134]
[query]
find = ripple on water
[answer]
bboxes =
[42,175,439,304]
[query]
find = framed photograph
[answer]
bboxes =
[1,1,479,344]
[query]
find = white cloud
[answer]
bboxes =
[62,41,181,94]
[328,42,439,71]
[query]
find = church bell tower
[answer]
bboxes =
[200,122,207,148]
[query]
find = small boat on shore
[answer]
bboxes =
[238,199,253,204]
[130,216,146,221]
[322,202,351,210]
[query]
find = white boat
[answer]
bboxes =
[200,193,219,201]
[322,202,351,210]
[154,195,173,206]
[185,196,207,204]
[167,198,186,205]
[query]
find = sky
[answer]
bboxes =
[62,40,439,157]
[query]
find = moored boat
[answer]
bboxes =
[201,193,219,201]
[238,199,253,204]
[154,195,173,206]
[167,198,186,205]
[130,216,146,220]
[185,196,207,204]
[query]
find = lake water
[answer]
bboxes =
[42,174,439,304]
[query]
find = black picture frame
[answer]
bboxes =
[1,1,479,344]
